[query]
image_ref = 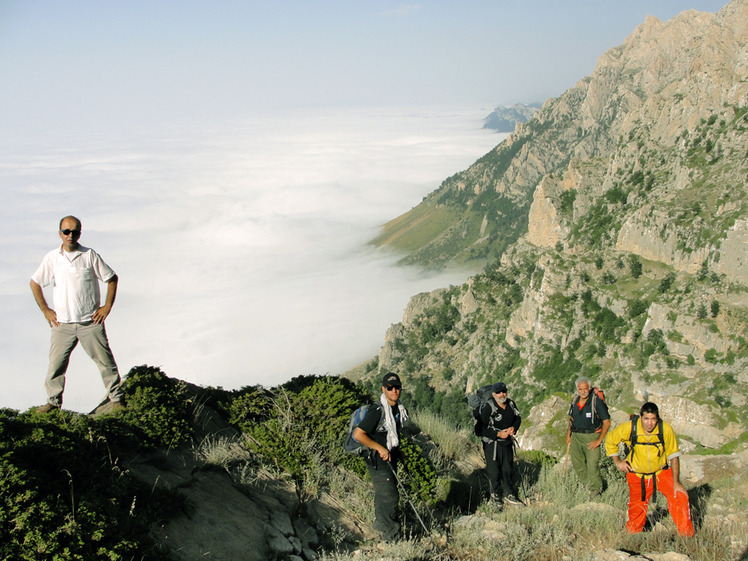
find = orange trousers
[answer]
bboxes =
[625,468,694,536]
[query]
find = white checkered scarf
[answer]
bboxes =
[380,393,408,450]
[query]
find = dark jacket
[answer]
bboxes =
[356,402,403,464]
[479,397,521,444]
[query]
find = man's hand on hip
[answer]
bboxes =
[92,305,112,324]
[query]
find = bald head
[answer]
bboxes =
[59,216,82,231]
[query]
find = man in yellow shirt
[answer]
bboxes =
[605,402,694,536]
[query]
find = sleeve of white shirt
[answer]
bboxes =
[31,251,55,287]
[90,250,116,282]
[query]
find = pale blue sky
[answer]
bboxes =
[0,0,729,136]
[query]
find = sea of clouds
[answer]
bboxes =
[1,106,506,413]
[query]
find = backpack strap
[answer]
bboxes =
[507,398,520,420]
[484,398,499,420]
[479,399,500,442]
[369,402,386,433]
[568,394,579,418]
[628,415,667,474]
[590,389,597,426]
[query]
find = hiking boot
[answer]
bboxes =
[108,401,126,413]
[90,400,126,418]
[503,494,524,506]
[35,403,60,413]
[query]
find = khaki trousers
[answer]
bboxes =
[45,322,123,406]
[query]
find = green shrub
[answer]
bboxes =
[121,365,194,448]
[628,298,649,318]
[629,255,642,279]
[659,272,676,293]
[531,348,582,399]
[397,436,437,506]
[0,408,181,560]
[238,376,371,482]
[518,449,558,467]
[225,384,274,427]
[560,189,577,218]
[704,349,719,364]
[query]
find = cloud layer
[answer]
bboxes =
[2,106,503,412]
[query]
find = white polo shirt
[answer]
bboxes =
[31,245,116,323]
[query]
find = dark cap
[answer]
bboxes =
[382,372,402,388]
[492,382,508,393]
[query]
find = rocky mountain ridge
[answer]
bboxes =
[482,103,541,132]
[353,0,747,462]
[373,0,747,274]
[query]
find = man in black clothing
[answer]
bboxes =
[353,372,409,542]
[479,381,523,505]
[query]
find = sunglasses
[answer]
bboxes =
[61,229,81,236]
[385,384,401,391]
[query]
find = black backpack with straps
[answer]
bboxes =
[626,414,666,473]
[467,385,495,437]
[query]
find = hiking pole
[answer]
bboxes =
[512,437,529,506]
[385,461,430,535]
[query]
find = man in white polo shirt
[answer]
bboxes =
[30,215,124,413]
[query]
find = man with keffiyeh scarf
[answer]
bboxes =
[353,372,409,542]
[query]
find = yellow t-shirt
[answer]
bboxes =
[605,417,680,475]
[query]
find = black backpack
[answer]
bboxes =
[625,414,666,473]
[467,385,495,437]
[343,402,384,456]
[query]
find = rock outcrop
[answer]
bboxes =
[126,404,360,561]
[482,103,541,132]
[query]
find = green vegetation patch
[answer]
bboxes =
[0,404,185,561]
[371,202,462,253]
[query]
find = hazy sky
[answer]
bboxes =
[1,1,729,412]
[0,0,728,136]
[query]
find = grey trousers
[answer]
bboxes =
[45,322,123,407]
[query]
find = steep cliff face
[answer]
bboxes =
[375,0,748,277]
[353,1,748,458]
[525,2,747,284]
